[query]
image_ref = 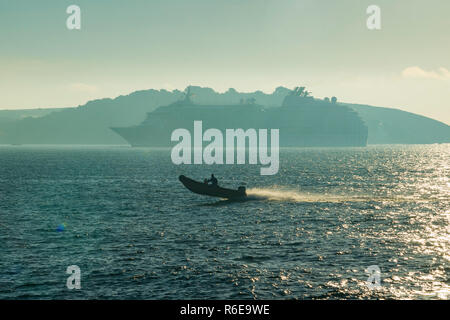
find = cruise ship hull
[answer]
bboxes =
[112,98,368,148]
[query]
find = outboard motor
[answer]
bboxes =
[238,186,246,195]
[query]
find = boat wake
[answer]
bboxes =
[201,187,426,205]
[245,188,359,203]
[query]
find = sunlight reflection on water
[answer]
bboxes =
[0,144,448,299]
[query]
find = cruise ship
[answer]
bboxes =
[111,87,368,147]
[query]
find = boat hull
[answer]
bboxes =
[111,102,369,148]
[179,175,246,199]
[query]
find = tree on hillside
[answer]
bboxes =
[182,86,195,104]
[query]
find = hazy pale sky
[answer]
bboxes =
[1,0,449,124]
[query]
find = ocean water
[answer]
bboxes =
[0,144,448,299]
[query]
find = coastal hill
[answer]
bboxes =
[0,86,448,145]
[0,108,63,124]
[349,104,450,144]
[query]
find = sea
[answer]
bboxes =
[0,144,448,299]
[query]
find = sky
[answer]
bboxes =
[0,0,449,124]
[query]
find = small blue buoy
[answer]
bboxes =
[56,223,66,232]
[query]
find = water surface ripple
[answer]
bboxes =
[0,145,448,299]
